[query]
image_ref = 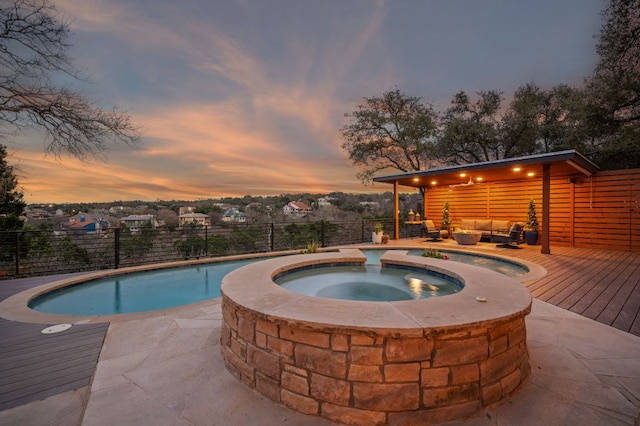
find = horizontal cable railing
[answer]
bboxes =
[0,218,406,279]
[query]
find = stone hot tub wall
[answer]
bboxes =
[220,250,532,426]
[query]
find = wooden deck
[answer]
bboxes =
[502,245,640,337]
[0,244,638,412]
[0,319,108,411]
[0,274,109,411]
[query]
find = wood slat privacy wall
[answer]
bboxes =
[423,168,640,252]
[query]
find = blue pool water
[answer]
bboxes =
[29,258,261,315]
[29,249,528,315]
[276,265,461,301]
[361,249,528,278]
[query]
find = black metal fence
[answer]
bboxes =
[0,218,407,279]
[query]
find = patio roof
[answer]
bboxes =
[372,150,600,255]
[372,149,599,189]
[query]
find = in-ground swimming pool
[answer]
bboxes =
[363,248,529,277]
[27,248,530,316]
[28,258,261,315]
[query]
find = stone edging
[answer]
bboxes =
[220,249,532,425]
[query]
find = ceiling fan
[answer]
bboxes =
[449,177,479,188]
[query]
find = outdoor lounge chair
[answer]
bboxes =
[421,220,443,242]
[494,223,523,249]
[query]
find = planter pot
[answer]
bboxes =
[372,232,383,244]
[524,230,538,245]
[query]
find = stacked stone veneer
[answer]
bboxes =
[220,297,530,426]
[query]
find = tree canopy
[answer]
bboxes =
[0,144,26,227]
[439,90,503,164]
[0,0,140,160]
[582,0,640,168]
[340,88,439,185]
[341,0,640,177]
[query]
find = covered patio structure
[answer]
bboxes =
[373,150,601,254]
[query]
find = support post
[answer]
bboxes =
[394,181,400,240]
[542,164,551,254]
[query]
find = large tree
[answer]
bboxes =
[438,90,504,164]
[340,88,440,185]
[0,144,26,229]
[501,83,586,155]
[582,0,640,168]
[0,0,140,160]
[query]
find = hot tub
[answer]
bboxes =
[220,249,532,425]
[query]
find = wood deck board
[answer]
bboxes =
[0,347,102,380]
[508,246,640,337]
[0,377,91,412]
[609,272,640,331]
[527,256,594,300]
[538,256,604,302]
[522,251,597,296]
[0,327,107,354]
[579,255,639,321]
[554,252,633,312]
[0,273,109,412]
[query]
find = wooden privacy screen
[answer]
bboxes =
[423,168,640,252]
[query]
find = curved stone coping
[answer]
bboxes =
[0,246,541,325]
[221,249,532,334]
[0,251,297,324]
[342,244,547,284]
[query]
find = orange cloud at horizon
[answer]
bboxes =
[12,98,389,204]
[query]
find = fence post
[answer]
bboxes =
[205,226,208,257]
[361,220,365,242]
[270,223,274,251]
[320,221,326,247]
[114,227,120,269]
[14,231,20,276]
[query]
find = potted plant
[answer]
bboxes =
[441,202,451,233]
[524,199,539,245]
[372,222,384,244]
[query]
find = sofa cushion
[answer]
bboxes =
[460,219,475,230]
[423,219,437,230]
[492,220,511,232]
[475,219,492,231]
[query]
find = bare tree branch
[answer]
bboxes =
[0,0,141,160]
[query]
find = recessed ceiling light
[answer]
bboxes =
[476,177,483,181]
[513,167,521,172]
[460,173,466,178]
[413,177,420,182]
[527,172,535,177]
[431,181,437,185]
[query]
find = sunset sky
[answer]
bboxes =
[9,0,604,204]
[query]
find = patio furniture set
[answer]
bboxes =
[420,218,524,247]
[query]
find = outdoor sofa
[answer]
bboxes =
[457,219,514,242]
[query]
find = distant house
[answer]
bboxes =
[178,212,210,227]
[222,208,247,223]
[283,201,312,216]
[109,206,126,214]
[317,196,334,208]
[26,208,51,220]
[120,214,158,232]
[65,213,108,234]
[178,206,196,216]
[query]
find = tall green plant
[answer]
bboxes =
[441,202,451,229]
[526,199,539,230]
